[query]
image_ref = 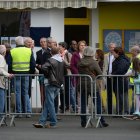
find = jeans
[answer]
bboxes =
[81,90,105,126]
[70,82,77,110]
[39,85,60,126]
[15,76,31,113]
[65,76,77,110]
[0,88,5,118]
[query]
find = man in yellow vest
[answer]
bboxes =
[9,36,36,118]
[125,45,140,116]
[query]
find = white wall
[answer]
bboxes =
[49,8,64,43]
[31,8,64,43]
[91,9,99,50]
[30,9,64,108]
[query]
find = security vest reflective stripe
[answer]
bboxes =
[129,53,140,84]
[11,47,31,71]
[129,63,133,84]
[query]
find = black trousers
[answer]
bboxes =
[106,77,113,114]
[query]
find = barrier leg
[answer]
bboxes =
[96,117,102,128]
[10,115,15,127]
[0,116,7,126]
[85,116,94,128]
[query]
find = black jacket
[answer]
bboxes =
[112,55,130,93]
[112,55,130,75]
[36,48,52,74]
[42,56,67,87]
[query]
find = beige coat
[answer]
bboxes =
[64,52,72,75]
[103,53,109,76]
[0,54,9,89]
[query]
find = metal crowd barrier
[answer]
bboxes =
[0,74,43,126]
[0,74,95,128]
[57,74,94,128]
[0,76,8,127]
[94,75,135,128]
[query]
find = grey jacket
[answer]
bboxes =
[78,56,102,93]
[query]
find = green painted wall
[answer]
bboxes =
[99,2,140,52]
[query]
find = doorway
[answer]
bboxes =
[65,25,89,45]
[64,8,90,46]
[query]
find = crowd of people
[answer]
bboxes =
[0,36,140,128]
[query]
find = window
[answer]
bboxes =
[64,8,90,45]
[64,7,87,18]
[0,10,30,37]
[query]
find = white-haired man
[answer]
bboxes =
[125,45,140,117]
[103,42,116,114]
[9,36,36,118]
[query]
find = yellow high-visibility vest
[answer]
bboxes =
[11,47,31,71]
[129,53,140,84]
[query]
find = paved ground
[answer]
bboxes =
[0,116,140,140]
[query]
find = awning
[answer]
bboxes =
[0,0,97,9]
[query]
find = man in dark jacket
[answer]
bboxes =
[36,37,52,107]
[112,47,130,114]
[33,46,66,128]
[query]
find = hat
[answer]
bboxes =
[83,47,94,57]
[0,45,6,55]
[58,42,68,49]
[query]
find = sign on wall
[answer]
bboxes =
[103,29,122,52]
[103,29,140,53]
[124,30,140,52]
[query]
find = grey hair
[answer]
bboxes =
[40,37,47,41]
[24,37,32,46]
[130,45,140,53]
[108,42,117,47]
[47,37,56,43]
[15,36,24,46]
[24,37,32,43]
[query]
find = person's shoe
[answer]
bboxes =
[0,122,6,127]
[57,117,62,121]
[123,116,133,120]
[45,124,58,129]
[101,122,109,127]
[81,122,86,128]
[15,114,22,118]
[33,123,43,128]
[135,117,140,120]
[72,109,78,113]
[81,124,86,128]
[113,116,122,118]
[65,107,70,112]
[133,111,140,116]
[26,115,31,118]
[59,110,64,113]
[39,108,42,113]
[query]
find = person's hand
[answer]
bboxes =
[36,64,41,69]
[8,74,14,79]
